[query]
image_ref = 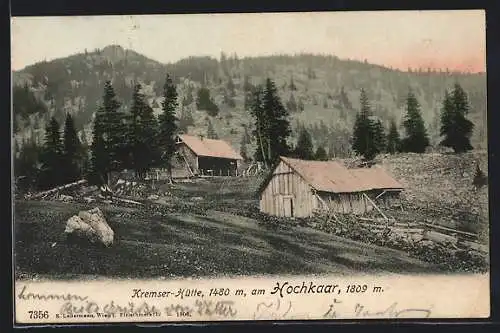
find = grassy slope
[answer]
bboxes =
[14,199,435,280]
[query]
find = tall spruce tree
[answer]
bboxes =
[90,108,106,184]
[386,119,402,154]
[90,81,122,184]
[129,84,159,178]
[262,78,291,163]
[138,103,159,176]
[401,90,430,153]
[128,83,144,173]
[62,113,82,183]
[294,126,315,160]
[158,74,179,180]
[40,117,63,188]
[440,83,474,153]
[249,85,268,165]
[372,118,386,153]
[352,89,383,161]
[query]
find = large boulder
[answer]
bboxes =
[64,207,114,247]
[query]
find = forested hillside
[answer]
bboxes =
[12,44,487,158]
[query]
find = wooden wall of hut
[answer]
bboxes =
[318,192,374,215]
[176,144,199,174]
[259,160,316,218]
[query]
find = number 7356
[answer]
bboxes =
[28,310,49,319]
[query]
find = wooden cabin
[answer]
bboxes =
[259,156,404,218]
[174,134,243,177]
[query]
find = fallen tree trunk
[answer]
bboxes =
[423,230,458,245]
[25,180,87,200]
[390,227,425,234]
[422,222,478,239]
[113,196,143,206]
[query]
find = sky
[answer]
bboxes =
[11,10,486,72]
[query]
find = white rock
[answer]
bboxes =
[65,207,114,247]
[148,194,159,200]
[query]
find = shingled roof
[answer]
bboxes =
[349,166,404,190]
[277,156,404,193]
[177,134,243,160]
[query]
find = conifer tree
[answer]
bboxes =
[294,126,314,160]
[352,89,383,161]
[158,74,179,180]
[128,83,144,172]
[89,81,122,185]
[129,84,159,178]
[372,118,386,153]
[249,85,268,164]
[196,87,219,116]
[40,117,63,188]
[315,146,328,161]
[249,79,291,166]
[262,78,291,163]
[90,107,109,185]
[62,113,82,183]
[386,119,402,154]
[401,90,430,153]
[440,83,474,153]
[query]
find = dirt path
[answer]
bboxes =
[14,200,435,279]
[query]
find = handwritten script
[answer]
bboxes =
[18,285,88,302]
[253,298,293,320]
[323,299,432,319]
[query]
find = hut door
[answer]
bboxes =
[283,196,294,217]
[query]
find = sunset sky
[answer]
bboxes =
[11,10,486,72]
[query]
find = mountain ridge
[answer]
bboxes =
[12,44,487,157]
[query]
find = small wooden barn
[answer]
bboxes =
[174,134,243,177]
[259,156,404,218]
